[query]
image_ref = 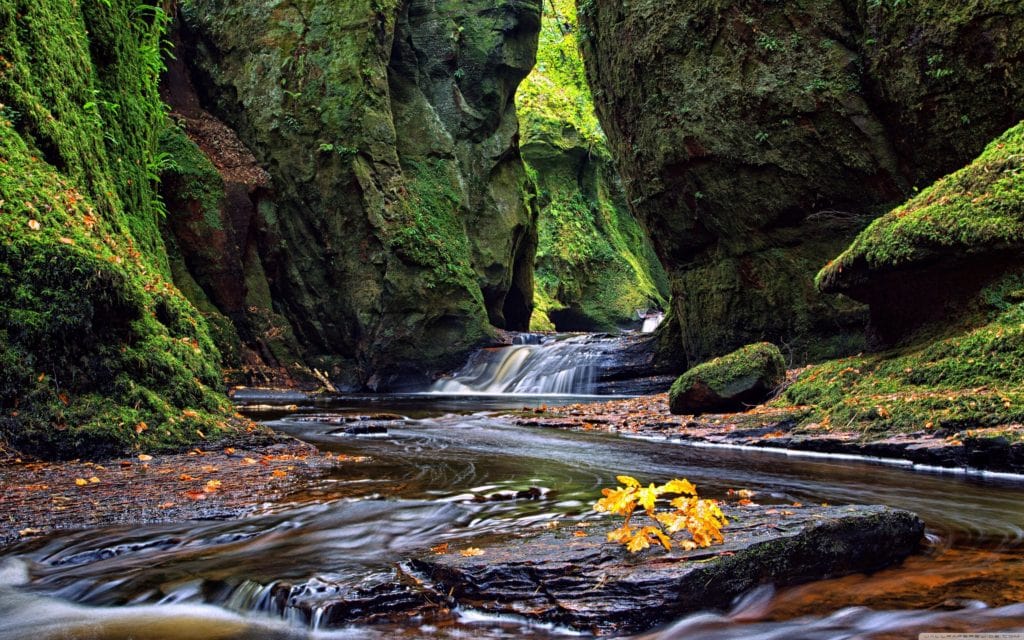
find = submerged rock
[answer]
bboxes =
[413,504,924,635]
[669,343,786,415]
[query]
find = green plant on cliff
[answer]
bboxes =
[518,0,603,149]
[519,0,668,330]
[0,0,234,458]
[390,159,482,301]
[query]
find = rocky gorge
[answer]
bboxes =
[1,0,1024,637]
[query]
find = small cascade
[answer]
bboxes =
[430,335,603,395]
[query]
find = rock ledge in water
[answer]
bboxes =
[413,504,923,635]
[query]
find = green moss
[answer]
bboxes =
[784,274,1024,436]
[670,342,786,404]
[158,123,226,232]
[389,158,481,302]
[520,0,668,331]
[819,122,1024,291]
[0,0,234,459]
[518,0,603,149]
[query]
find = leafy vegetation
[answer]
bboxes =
[0,0,235,458]
[519,0,668,330]
[784,275,1024,438]
[517,0,603,149]
[594,475,727,554]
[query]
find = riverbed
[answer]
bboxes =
[2,393,1024,638]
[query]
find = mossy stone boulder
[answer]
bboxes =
[817,121,1024,345]
[669,343,786,415]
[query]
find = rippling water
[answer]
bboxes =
[2,397,1024,639]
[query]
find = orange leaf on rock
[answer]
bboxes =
[271,469,288,478]
[460,547,484,557]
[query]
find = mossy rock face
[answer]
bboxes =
[519,0,668,332]
[669,343,786,415]
[180,0,541,385]
[578,0,1024,366]
[783,273,1024,437]
[782,125,1024,436]
[817,121,1024,344]
[0,0,234,458]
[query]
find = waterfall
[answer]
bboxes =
[429,335,602,395]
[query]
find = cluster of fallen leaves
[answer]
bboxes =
[0,442,364,544]
[594,475,727,554]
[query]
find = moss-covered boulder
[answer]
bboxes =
[0,0,235,458]
[180,0,542,386]
[818,121,1024,344]
[519,0,668,331]
[782,123,1024,436]
[669,343,786,415]
[578,0,1024,366]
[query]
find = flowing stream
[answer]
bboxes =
[2,339,1024,639]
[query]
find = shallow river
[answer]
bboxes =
[2,394,1024,639]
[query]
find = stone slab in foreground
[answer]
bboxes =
[413,504,924,635]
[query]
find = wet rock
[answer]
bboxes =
[413,504,924,635]
[669,343,786,415]
[335,424,389,437]
[265,572,436,626]
[471,487,548,503]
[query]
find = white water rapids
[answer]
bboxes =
[429,335,603,395]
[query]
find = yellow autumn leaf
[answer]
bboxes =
[594,486,637,516]
[616,475,640,488]
[661,479,697,496]
[460,547,485,557]
[74,478,88,486]
[607,524,634,544]
[138,454,153,462]
[636,485,659,513]
[640,525,672,551]
[625,531,651,553]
